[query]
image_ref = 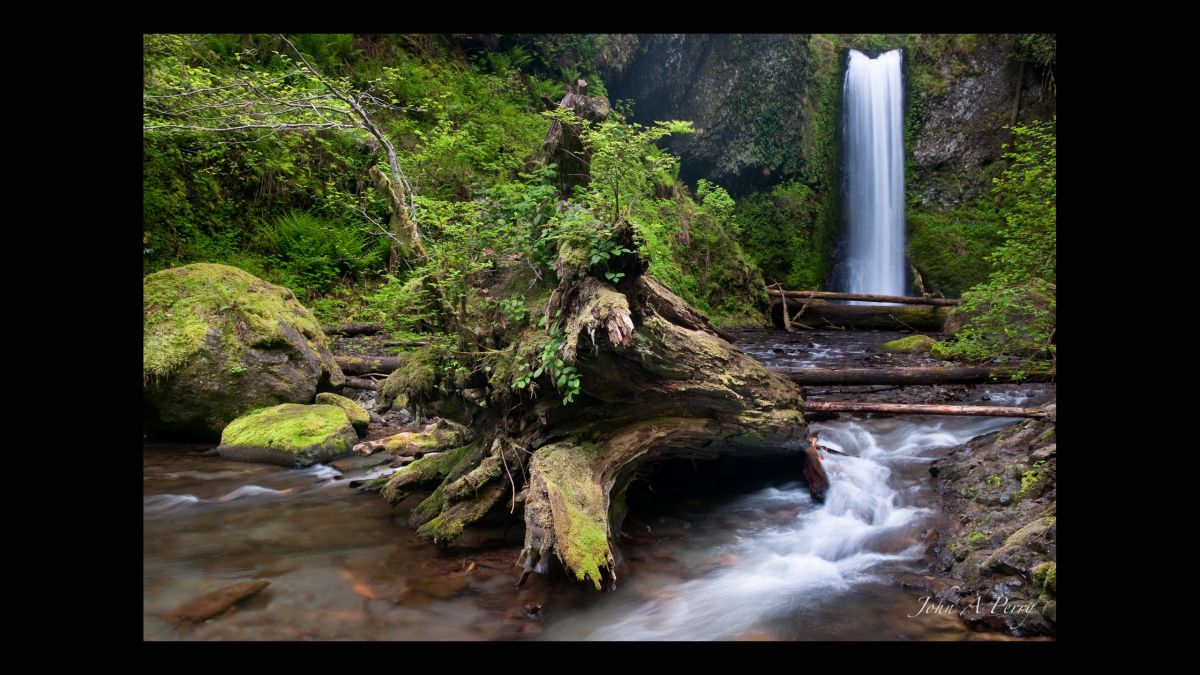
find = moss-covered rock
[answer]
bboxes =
[315,392,369,436]
[382,419,471,457]
[879,334,936,354]
[144,263,343,439]
[1032,561,1056,596]
[217,403,357,467]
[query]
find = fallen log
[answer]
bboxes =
[323,323,386,336]
[767,289,961,306]
[383,340,430,348]
[343,377,379,391]
[336,356,402,375]
[802,401,1049,419]
[771,366,1055,385]
[770,299,951,331]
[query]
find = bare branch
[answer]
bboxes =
[278,33,423,248]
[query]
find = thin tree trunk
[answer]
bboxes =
[776,283,793,333]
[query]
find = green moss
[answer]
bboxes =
[144,263,327,378]
[733,180,831,291]
[535,443,612,589]
[635,183,768,327]
[417,486,502,543]
[906,204,1003,298]
[382,429,456,455]
[929,341,952,360]
[986,474,1002,488]
[315,392,369,433]
[1032,561,1056,596]
[880,334,936,354]
[1020,469,1044,498]
[220,403,351,450]
[379,345,440,409]
[967,531,986,545]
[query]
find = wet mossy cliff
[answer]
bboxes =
[606,34,1056,296]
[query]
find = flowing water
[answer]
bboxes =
[143,330,1050,640]
[844,49,906,297]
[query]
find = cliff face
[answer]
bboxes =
[608,34,839,196]
[907,34,1056,209]
[609,33,1054,204]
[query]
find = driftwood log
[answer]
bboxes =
[771,366,1055,385]
[335,356,403,376]
[803,401,1050,419]
[342,377,379,391]
[771,299,951,331]
[322,323,386,336]
[767,289,961,306]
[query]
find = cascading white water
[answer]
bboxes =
[539,414,1023,641]
[844,49,905,297]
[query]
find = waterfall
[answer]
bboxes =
[843,49,905,297]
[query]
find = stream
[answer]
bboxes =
[143,329,1053,640]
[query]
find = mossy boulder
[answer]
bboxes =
[217,404,356,467]
[880,334,936,354]
[144,263,344,439]
[315,393,369,436]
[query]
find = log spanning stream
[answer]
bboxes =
[143,330,1053,641]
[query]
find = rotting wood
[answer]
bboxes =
[343,377,380,391]
[335,356,403,375]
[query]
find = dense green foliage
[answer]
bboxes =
[734,180,829,289]
[939,119,1056,365]
[906,203,1003,297]
[145,33,771,414]
[144,35,762,326]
